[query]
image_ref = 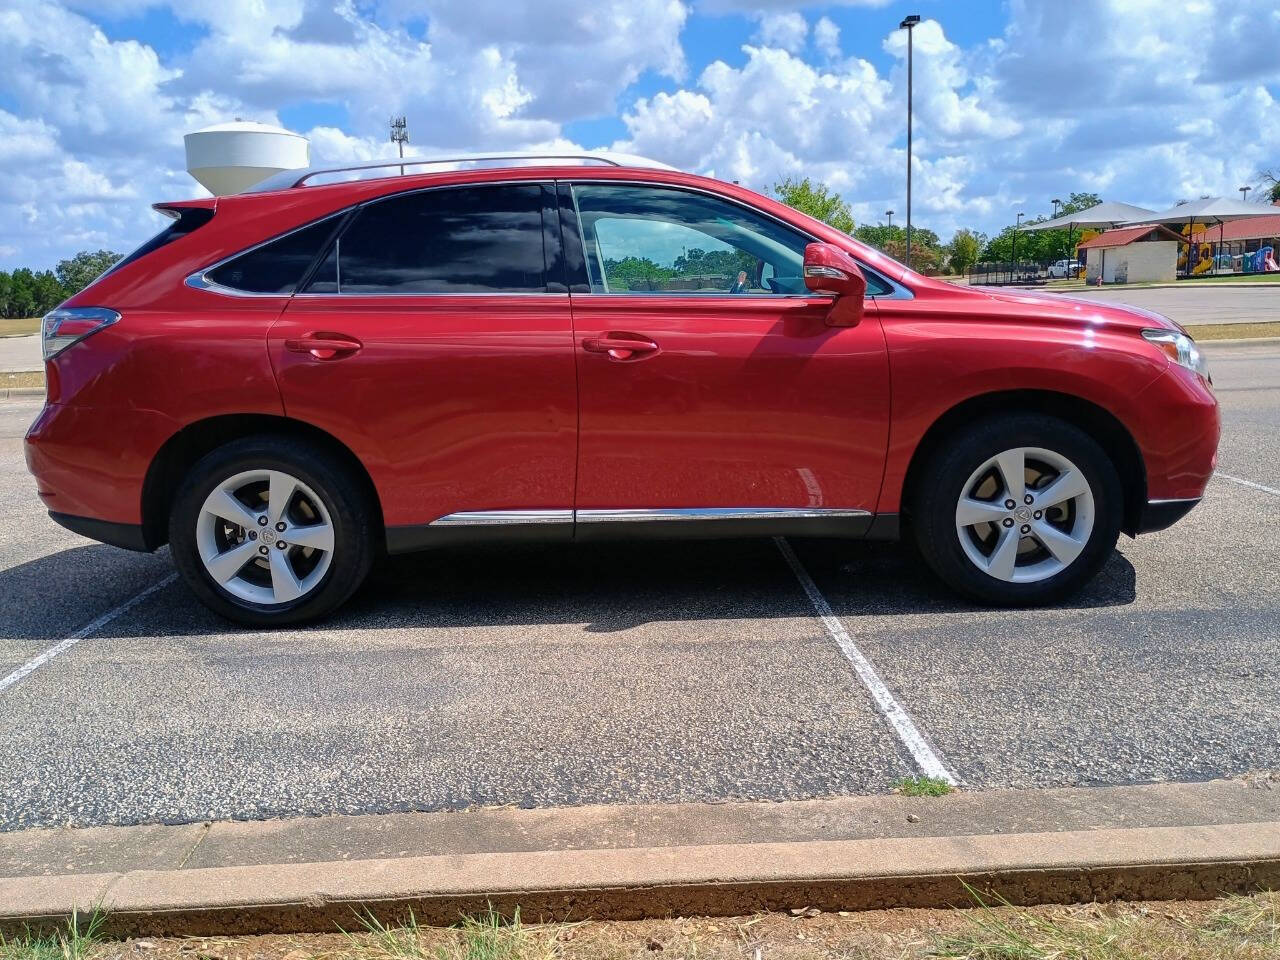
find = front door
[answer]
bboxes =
[268,181,578,548]
[564,182,891,536]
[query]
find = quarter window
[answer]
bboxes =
[206,217,338,294]
[307,184,547,294]
[570,184,810,295]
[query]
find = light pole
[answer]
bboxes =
[899,14,920,269]
[1240,185,1252,203]
[1012,211,1023,282]
[1052,198,1062,219]
[885,209,894,230]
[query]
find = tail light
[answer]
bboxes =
[41,307,120,360]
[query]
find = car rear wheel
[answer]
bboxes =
[169,436,375,625]
[911,414,1123,606]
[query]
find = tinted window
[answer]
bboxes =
[571,184,810,295]
[207,217,338,294]
[110,206,214,276]
[320,185,547,294]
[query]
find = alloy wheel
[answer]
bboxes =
[954,446,1095,583]
[196,469,336,605]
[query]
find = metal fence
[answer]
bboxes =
[965,260,1056,286]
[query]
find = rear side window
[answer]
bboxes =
[308,184,546,294]
[206,217,339,294]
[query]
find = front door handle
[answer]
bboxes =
[284,333,363,360]
[582,334,660,361]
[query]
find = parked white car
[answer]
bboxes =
[1048,259,1081,279]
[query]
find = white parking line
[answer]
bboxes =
[774,537,958,785]
[1216,473,1280,498]
[0,574,177,695]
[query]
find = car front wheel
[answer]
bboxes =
[911,414,1123,606]
[169,436,375,626]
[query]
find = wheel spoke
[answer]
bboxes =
[267,471,297,525]
[1034,469,1089,510]
[206,488,260,530]
[1032,520,1085,565]
[986,527,1020,580]
[994,449,1026,503]
[956,497,1009,528]
[203,539,258,585]
[287,521,334,552]
[268,548,305,603]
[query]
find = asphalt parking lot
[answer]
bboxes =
[0,340,1277,832]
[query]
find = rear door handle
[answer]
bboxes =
[284,333,363,360]
[582,334,660,361]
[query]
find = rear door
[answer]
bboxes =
[267,182,578,547]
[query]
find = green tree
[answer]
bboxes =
[947,228,985,274]
[602,256,675,290]
[1257,170,1280,204]
[772,177,855,234]
[55,249,121,296]
[1061,192,1102,215]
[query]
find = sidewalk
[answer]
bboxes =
[4,779,1280,936]
[0,334,40,373]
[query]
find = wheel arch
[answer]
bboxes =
[899,390,1147,537]
[141,413,384,550]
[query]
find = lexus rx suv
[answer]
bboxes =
[26,153,1219,625]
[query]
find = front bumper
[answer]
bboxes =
[1133,496,1201,535]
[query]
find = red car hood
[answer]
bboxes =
[966,286,1181,334]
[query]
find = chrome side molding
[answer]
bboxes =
[430,507,870,525]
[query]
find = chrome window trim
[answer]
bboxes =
[564,178,915,301]
[186,176,913,301]
[184,210,348,299]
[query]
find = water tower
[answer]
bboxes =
[184,120,310,195]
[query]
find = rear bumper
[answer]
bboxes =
[49,512,152,551]
[1132,496,1200,535]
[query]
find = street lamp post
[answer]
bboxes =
[899,14,920,270]
[885,209,894,230]
[1240,185,1252,203]
[1012,211,1023,283]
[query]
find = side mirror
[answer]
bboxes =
[803,243,867,326]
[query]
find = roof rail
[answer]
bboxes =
[245,151,677,194]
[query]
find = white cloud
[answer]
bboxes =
[753,12,808,53]
[813,16,840,60]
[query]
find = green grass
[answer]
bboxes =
[933,884,1280,959]
[349,907,558,960]
[0,909,105,960]
[0,317,41,338]
[894,775,954,797]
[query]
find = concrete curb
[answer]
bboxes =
[3,780,1280,936]
[5,823,1280,937]
[0,386,43,400]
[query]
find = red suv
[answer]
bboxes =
[26,153,1219,625]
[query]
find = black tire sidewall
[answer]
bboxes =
[169,436,374,626]
[912,414,1123,606]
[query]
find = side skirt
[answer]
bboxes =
[385,509,900,555]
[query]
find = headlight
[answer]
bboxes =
[1142,328,1210,382]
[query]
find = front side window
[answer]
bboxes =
[306,184,547,294]
[571,184,810,295]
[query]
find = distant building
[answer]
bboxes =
[1077,224,1184,284]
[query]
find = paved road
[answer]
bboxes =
[1064,285,1279,325]
[0,335,38,373]
[0,342,1277,830]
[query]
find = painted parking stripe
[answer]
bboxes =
[774,537,958,785]
[0,574,177,695]
[1216,473,1280,498]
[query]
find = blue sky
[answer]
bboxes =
[2,0,1278,269]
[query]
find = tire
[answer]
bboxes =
[910,414,1123,606]
[169,435,376,626]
